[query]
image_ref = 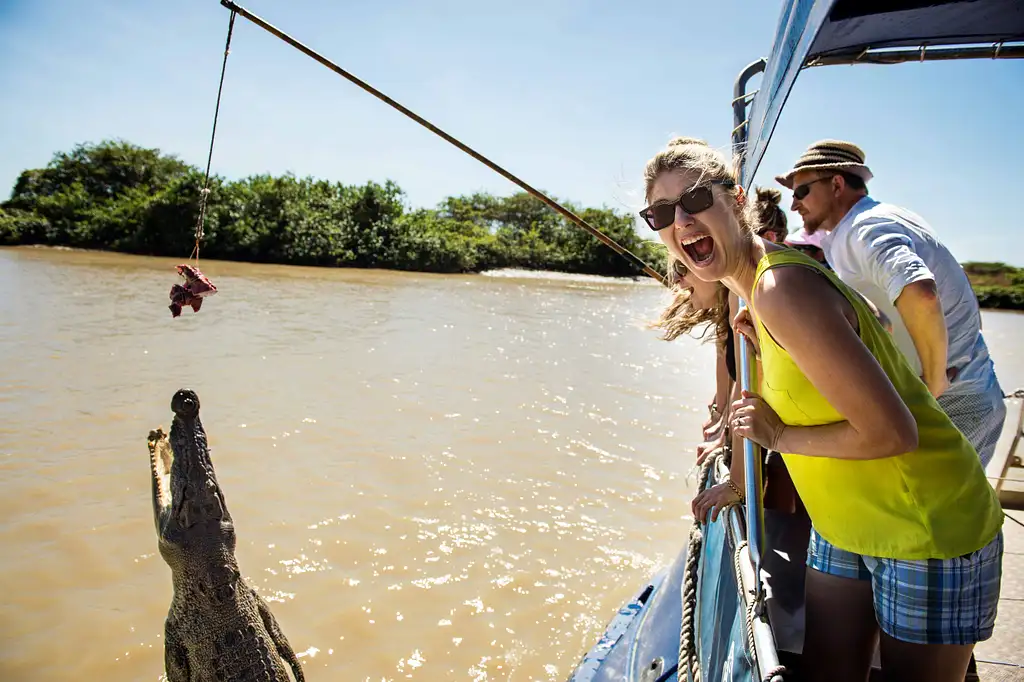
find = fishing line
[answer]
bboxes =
[164,9,234,319]
[191,8,237,265]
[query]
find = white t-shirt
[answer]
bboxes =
[820,196,998,397]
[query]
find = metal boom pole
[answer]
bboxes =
[218,0,666,286]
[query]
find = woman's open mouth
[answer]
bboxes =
[681,234,715,267]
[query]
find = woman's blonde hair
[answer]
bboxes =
[649,254,729,344]
[643,137,739,201]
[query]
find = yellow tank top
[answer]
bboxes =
[752,248,1002,559]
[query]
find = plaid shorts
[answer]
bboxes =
[937,385,1007,468]
[807,528,1004,645]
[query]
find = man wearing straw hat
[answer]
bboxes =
[775,140,1007,472]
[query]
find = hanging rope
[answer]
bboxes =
[678,448,734,682]
[678,447,788,682]
[191,9,237,264]
[678,451,714,682]
[734,527,786,681]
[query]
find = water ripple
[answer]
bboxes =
[0,248,786,680]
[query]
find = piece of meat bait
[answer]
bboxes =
[169,264,217,318]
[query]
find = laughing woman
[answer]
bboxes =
[640,137,1003,682]
[655,187,789,461]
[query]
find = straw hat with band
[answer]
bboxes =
[775,140,874,190]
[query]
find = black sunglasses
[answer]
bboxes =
[640,179,735,231]
[792,176,831,200]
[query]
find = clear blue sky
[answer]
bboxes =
[2,0,1022,265]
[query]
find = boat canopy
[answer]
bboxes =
[739,0,1024,188]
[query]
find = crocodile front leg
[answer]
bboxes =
[256,591,305,682]
[164,617,191,682]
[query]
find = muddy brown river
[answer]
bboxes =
[1,246,1022,681]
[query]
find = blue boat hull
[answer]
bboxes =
[566,508,756,682]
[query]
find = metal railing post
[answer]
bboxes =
[732,59,768,592]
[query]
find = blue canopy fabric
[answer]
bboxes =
[740,0,1024,188]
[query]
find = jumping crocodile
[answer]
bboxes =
[148,388,306,682]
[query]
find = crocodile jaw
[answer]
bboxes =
[148,428,173,534]
[148,419,231,539]
[148,390,236,565]
[167,409,230,532]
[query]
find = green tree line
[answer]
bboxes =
[961,262,1024,311]
[2,140,1020,310]
[0,140,667,277]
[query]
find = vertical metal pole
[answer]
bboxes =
[738,316,764,573]
[734,57,788,682]
[732,58,767,588]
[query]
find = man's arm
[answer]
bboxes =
[894,279,949,397]
[858,225,949,397]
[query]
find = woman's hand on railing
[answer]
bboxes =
[692,481,742,524]
[702,413,725,440]
[696,429,727,465]
[732,307,761,357]
[729,389,787,452]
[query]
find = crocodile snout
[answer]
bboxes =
[171,389,201,418]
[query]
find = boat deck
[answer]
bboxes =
[977,511,1024,675]
[977,501,1023,679]
[977,412,1024,680]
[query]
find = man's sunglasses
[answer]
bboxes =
[792,176,832,200]
[640,179,735,231]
